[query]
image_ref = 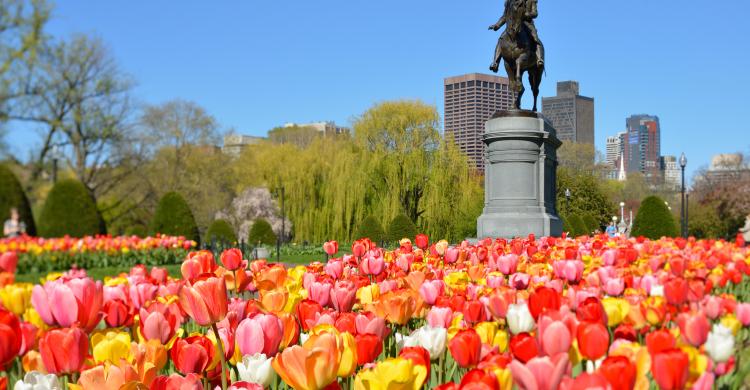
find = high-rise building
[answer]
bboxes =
[541,81,595,144]
[283,121,350,136]
[443,73,514,171]
[222,134,265,157]
[661,155,681,189]
[605,132,625,166]
[623,114,661,183]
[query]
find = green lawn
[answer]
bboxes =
[13,253,327,284]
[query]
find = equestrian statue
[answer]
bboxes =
[489,0,545,111]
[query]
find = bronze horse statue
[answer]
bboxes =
[489,0,545,111]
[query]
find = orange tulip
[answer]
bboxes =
[178,275,228,326]
[74,363,127,390]
[170,335,217,375]
[272,332,340,390]
[374,290,417,325]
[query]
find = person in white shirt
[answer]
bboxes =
[3,208,26,238]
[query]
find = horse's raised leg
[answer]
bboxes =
[529,67,540,112]
[514,58,526,109]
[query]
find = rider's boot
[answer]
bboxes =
[490,62,499,73]
[536,48,544,67]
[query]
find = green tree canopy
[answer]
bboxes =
[38,179,105,237]
[248,218,276,246]
[557,168,615,228]
[568,214,588,237]
[0,164,36,236]
[631,195,679,239]
[149,191,200,244]
[355,215,385,242]
[268,125,321,148]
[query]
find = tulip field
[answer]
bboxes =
[1,234,750,390]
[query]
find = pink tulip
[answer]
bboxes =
[692,372,715,390]
[486,275,505,289]
[355,313,387,340]
[510,354,569,390]
[701,296,723,319]
[220,248,244,271]
[331,280,356,312]
[323,241,339,256]
[0,252,18,273]
[360,251,384,276]
[602,249,616,266]
[31,277,103,332]
[236,313,283,357]
[324,260,344,279]
[378,279,398,294]
[151,267,169,283]
[419,280,445,305]
[510,273,530,290]
[736,303,750,326]
[129,282,158,309]
[603,278,625,296]
[426,306,453,328]
[103,284,128,302]
[553,260,583,283]
[537,316,572,357]
[308,281,332,307]
[677,312,710,347]
[445,247,460,264]
[496,254,519,275]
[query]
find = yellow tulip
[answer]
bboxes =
[337,332,358,378]
[0,283,33,315]
[602,297,630,327]
[91,331,132,364]
[356,284,380,306]
[721,314,741,336]
[680,345,708,385]
[496,368,513,390]
[354,357,427,390]
[23,307,48,331]
[443,271,469,290]
[474,322,508,352]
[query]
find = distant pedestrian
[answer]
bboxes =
[605,222,617,238]
[740,214,750,247]
[3,207,26,238]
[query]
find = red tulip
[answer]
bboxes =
[39,327,89,374]
[598,356,636,390]
[18,322,38,356]
[0,252,17,274]
[352,241,367,258]
[331,280,357,312]
[323,241,339,256]
[356,333,382,365]
[510,332,539,363]
[399,346,431,379]
[652,349,689,390]
[462,300,487,325]
[646,329,676,356]
[0,308,21,368]
[576,321,609,360]
[296,299,324,332]
[576,297,607,326]
[334,312,357,334]
[564,373,610,390]
[528,286,561,320]
[664,278,688,306]
[449,329,482,368]
[150,374,203,390]
[178,274,228,326]
[220,248,244,271]
[103,299,133,328]
[170,335,216,375]
[415,234,429,250]
[459,368,498,390]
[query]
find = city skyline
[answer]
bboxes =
[5,1,750,180]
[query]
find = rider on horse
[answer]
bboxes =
[489,0,544,72]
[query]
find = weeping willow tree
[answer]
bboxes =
[233,100,484,243]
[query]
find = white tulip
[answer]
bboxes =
[415,326,447,359]
[705,324,735,363]
[14,372,62,390]
[237,353,275,388]
[299,332,309,345]
[650,284,664,297]
[395,331,419,349]
[507,303,535,334]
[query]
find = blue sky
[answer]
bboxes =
[7,0,750,179]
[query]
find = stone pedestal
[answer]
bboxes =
[477,110,563,238]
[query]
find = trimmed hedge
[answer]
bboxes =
[38,179,105,238]
[631,195,679,239]
[207,219,237,244]
[387,214,417,242]
[560,214,571,236]
[149,192,200,245]
[583,214,600,233]
[355,215,385,242]
[248,218,277,246]
[0,164,36,236]
[568,214,588,237]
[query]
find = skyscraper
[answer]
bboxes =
[605,132,625,166]
[541,81,595,144]
[624,114,661,182]
[443,73,514,171]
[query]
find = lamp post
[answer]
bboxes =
[619,202,625,224]
[679,153,688,238]
[565,188,571,213]
[275,186,286,262]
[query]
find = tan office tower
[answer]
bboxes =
[443,73,514,172]
[541,81,595,145]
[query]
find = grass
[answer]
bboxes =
[13,253,329,283]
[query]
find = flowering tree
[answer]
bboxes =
[215,187,292,243]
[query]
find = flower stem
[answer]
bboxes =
[212,323,228,390]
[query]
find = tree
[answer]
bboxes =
[631,195,678,239]
[149,192,200,244]
[355,216,385,242]
[248,219,276,246]
[0,163,36,235]
[214,187,290,243]
[691,154,750,238]
[354,100,440,222]
[268,125,321,148]
[568,215,588,237]
[557,168,615,227]
[38,179,105,237]
[583,214,600,233]
[206,219,237,245]
[387,214,417,242]
[687,201,725,239]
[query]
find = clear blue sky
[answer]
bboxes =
[7,0,750,180]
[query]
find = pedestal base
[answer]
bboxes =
[477,110,563,239]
